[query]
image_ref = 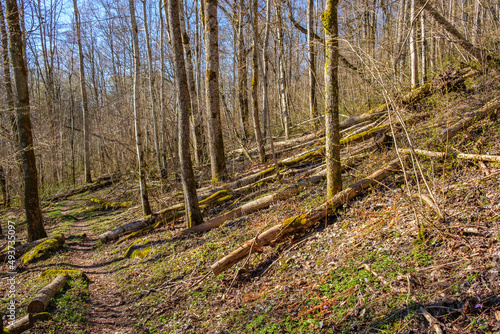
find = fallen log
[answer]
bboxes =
[4,312,50,334]
[28,274,68,313]
[19,234,65,264]
[399,148,500,163]
[0,234,64,263]
[90,198,131,210]
[439,95,500,141]
[211,158,404,276]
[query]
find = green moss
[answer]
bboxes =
[206,69,216,83]
[20,235,64,264]
[340,124,388,145]
[39,269,85,280]
[124,238,152,259]
[198,189,230,205]
[281,214,308,229]
[91,198,131,210]
[403,82,431,103]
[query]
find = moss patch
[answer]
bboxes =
[39,269,86,280]
[20,235,64,264]
[124,239,152,259]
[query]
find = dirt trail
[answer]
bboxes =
[61,201,137,333]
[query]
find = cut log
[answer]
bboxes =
[28,274,68,313]
[439,96,500,141]
[0,234,64,263]
[4,313,33,334]
[211,158,404,276]
[399,148,500,163]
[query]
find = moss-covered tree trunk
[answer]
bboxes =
[129,0,152,216]
[204,0,227,183]
[322,0,342,199]
[6,0,47,241]
[308,0,318,130]
[72,0,92,183]
[168,0,203,227]
[251,0,266,164]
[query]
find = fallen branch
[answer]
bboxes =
[439,95,500,141]
[400,148,500,163]
[211,158,404,276]
[45,173,120,202]
[420,307,444,334]
[4,312,50,334]
[28,275,68,313]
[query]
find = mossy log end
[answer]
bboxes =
[210,158,404,276]
[124,239,152,259]
[90,198,131,210]
[19,234,65,264]
[27,274,68,314]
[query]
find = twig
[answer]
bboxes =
[419,307,443,334]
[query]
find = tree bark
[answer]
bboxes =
[421,11,427,83]
[72,0,92,183]
[168,0,203,227]
[142,0,162,176]
[410,0,419,88]
[251,0,266,163]
[205,0,227,183]
[322,0,342,199]
[308,0,318,130]
[28,274,68,313]
[129,0,152,216]
[237,0,250,139]
[276,2,290,139]
[6,0,47,242]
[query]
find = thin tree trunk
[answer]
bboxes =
[277,2,290,139]
[72,0,92,183]
[167,0,203,227]
[307,0,318,131]
[322,0,342,199]
[6,0,47,241]
[421,12,427,83]
[129,0,152,217]
[410,0,419,88]
[251,0,266,164]
[237,0,250,139]
[159,0,168,178]
[204,0,227,183]
[142,0,162,176]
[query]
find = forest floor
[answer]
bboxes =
[1,65,500,333]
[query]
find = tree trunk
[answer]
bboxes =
[308,0,318,130]
[410,0,419,88]
[142,0,162,176]
[205,0,227,183]
[421,11,427,83]
[415,0,487,63]
[159,0,168,178]
[237,0,250,139]
[251,0,266,164]
[6,0,47,242]
[28,274,68,313]
[129,0,152,216]
[277,2,290,139]
[180,0,204,166]
[168,0,203,227]
[0,165,8,207]
[322,0,342,199]
[72,0,92,183]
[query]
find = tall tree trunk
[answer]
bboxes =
[322,0,342,199]
[251,0,265,163]
[410,0,419,88]
[276,2,290,139]
[159,0,168,178]
[142,0,162,177]
[472,0,481,45]
[6,0,47,241]
[72,0,92,183]
[421,12,427,83]
[129,0,152,217]
[415,0,487,63]
[237,0,250,139]
[307,0,318,130]
[167,0,203,227]
[179,0,204,166]
[204,0,227,183]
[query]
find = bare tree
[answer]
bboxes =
[410,0,419,88]
[322,0,342,199]
[129,0,152,216]
[5,0,47,241]
[72,0,92,183]
[307,0,318,130]
[168,0,203,227]
[204,0,227,183]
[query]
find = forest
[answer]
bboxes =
[1,0,500,332]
